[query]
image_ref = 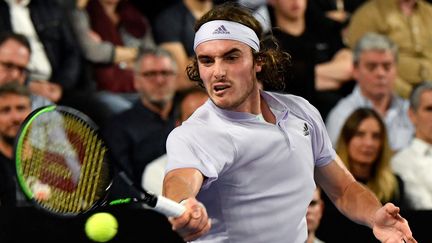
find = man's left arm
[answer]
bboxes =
[315,156,417,243]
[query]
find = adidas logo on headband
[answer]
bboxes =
[213,25,230,35]
[194,20,260,52]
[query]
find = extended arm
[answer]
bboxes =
[315,48,353,91]
[316,156,416,242]
[163,168,211,241]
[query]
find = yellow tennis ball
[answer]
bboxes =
[85,212,118,242]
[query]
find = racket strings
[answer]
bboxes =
[19,111,110,215]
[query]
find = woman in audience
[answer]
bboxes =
[336,107,406,206]
[317,107,409,242]
[85,0,156,118]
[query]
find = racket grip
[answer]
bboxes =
[154,195,186,217]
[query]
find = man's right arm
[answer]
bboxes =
[163,168,204,202]
[163,168,211,241]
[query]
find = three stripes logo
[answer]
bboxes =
[303,123,310,136]
[213,25,230,35]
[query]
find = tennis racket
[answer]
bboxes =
[14,105,185,217]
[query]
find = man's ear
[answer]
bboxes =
[408,108,417,125]
[255,55,264,73]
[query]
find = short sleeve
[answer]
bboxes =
[293,97,336,167]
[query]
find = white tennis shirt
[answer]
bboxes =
[166,91,336,243]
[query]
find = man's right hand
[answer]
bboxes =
[169,198,211,242]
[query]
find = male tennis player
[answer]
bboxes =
[163,3,417,243]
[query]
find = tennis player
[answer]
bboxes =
[163,3,417,243]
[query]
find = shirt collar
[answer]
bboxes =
[353,85,405,110]
[411,138,432,156]
[207,90,287,122]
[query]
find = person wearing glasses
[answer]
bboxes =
[103,47,179,200]
[0,32,51,110]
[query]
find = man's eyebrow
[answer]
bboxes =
[197,48,242,59]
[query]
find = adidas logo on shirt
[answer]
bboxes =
[213,25,230,34]
[303,123,310,136]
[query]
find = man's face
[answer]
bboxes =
[270,0,307,21]
[353,50,396,100]
[134,55,177,107]
[410,90,432,144]
[0,39,30,85]
[0,94,31,143]
[195,39,262,112]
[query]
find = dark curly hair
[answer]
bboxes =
[186,3,290,91]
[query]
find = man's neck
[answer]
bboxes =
[141,98,173,121]
[417,135,432,146]
[260,95,276,124]
[275,14,305,36]
[306,232,316,243]
[362,91,392,116]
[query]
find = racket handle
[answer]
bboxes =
[154,195,186,217]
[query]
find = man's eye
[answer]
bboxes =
[198,58,212,64]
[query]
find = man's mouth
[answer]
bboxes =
[213,83,230,93]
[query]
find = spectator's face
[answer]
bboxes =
[306,189,323,234]
[347,117,382,179]
[353,50,396,100]
[134,55,177,107]
[195,39,262,111]
[0,94,31,142]
[0,39,30,86]
[270,0,307,21]
[410,90,432,144]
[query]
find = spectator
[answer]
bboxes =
[326,32,414,151]
[85,0,156,116]
[346,0,432,98]
[256,0,354,119]
[129,0,180,27]
[0,82,32,208]
[336,108,406,206]
[391,82,432,209]
[0,0,83,104]
[318,108,408,242]
[69,0,138,65]
[154,0,213,91]
[0,32,51,110]
[142,87,208,195]
[103,47,178,196]
[310,0,365,25]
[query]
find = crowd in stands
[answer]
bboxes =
[0,0,431,242]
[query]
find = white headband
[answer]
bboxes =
[193,20,260,52]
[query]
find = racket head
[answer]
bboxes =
[14,105,113,217]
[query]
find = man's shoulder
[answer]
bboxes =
[327,93,358,119]
[265,91,313,110]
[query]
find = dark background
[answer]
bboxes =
[0,206,185,243]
